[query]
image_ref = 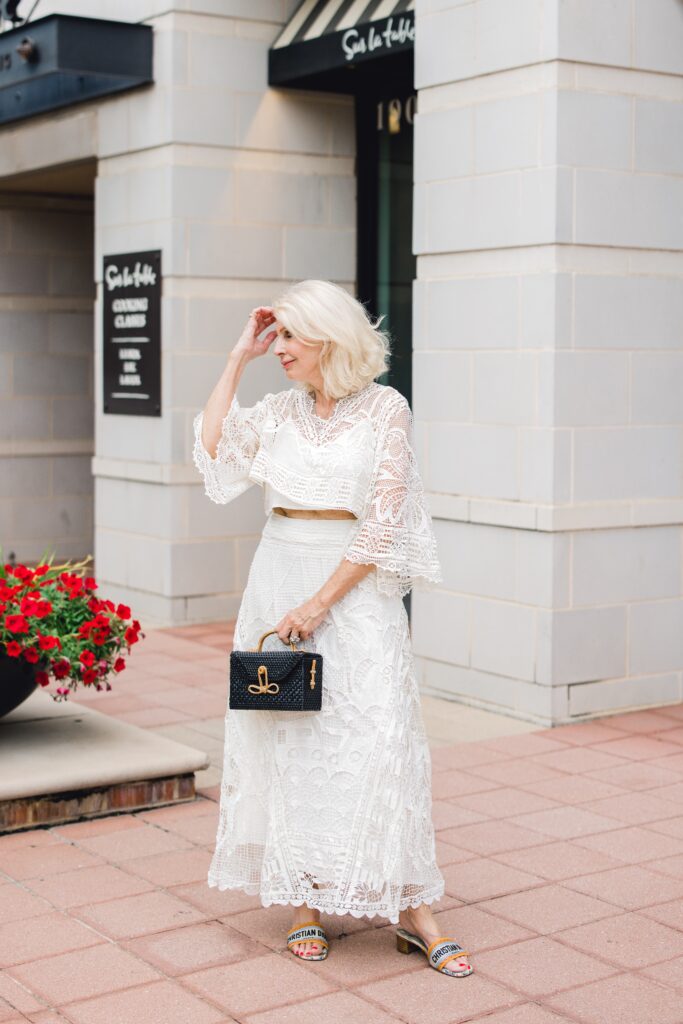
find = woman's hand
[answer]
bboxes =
[275,597,329,644]
[231,306,278,362]
[274,560,376,644]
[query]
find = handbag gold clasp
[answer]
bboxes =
[309,658,317,690]
[248,664,280,695]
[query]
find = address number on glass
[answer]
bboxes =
[376,95,416,135]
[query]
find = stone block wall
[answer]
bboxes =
[0,2,355,626]
[412,0,683,724]
[0,195,95,563]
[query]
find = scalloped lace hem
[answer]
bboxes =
[342,551,444,598]
[206,877,446,924]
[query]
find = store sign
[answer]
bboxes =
[102,250,161,417]
[341,14,414,63]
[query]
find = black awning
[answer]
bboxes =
[0,15,152,127]
[268,0,414,88]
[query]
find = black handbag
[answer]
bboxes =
[229,628,323,711]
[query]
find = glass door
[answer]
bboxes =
[356,72,416,406]
[355,61,416,616]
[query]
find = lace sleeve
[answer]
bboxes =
[342,392,443,598]
[192,392,273,505]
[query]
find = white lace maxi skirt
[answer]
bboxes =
[207,510,445,924]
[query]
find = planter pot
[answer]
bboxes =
[0,651,45,718]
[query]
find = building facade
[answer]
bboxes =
[1,0,682,726]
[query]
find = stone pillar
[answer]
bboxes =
[411,0,683,724]
[86,6,356,625]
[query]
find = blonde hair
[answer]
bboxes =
[271,279,392,399]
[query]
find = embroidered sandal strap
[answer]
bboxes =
[286,919,324,936]
[427,938,470,970]
[286,922,328,949]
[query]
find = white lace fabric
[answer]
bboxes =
[205,512,446,923]
[192,381,446,922]
[192,380,443,597]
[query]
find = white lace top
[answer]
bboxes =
[192,380,442,598]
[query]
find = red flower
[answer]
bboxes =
[79,650,96,668]
[35,670,50,687]
[4,641,21,657]
[59,572,85,598]
[78,621,94,639]
[34,565,50,577]
[84,577,98,590]
[124,626,139,645]
[23,647,40,663]
[6,614,29,634]
[12,566,35,583]
[82,669,97,684]
[53,659,71,679]
[37,635,60,651]
[116,603,131,620]
[114,657,126,672]
[92,629,109,645]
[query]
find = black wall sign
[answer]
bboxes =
[102,250,161,417]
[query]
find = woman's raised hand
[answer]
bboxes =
[232,307,279,361]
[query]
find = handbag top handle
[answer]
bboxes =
[251,628,301,653]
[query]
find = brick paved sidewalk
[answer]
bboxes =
[1,623,683,1024]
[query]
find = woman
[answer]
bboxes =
[192,279,473,978]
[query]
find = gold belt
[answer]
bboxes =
[272,506,357,520]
